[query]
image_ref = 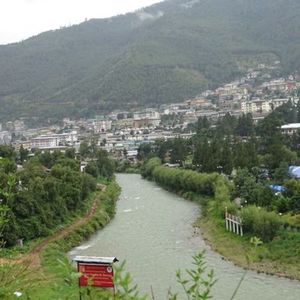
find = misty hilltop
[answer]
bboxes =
[0,0,299,120]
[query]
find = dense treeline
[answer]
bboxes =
[142,158,282,242]
[1,0,300,120]
[142,157,228,199]
[0,146,115,246]
[139,102,300,242]
[139,100,300,184]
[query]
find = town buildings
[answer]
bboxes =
[1,62,299,161]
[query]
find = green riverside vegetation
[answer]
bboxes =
[0,179,121,299]
[2,102,300,296]
[0,145,123,299]
[0,146,116,248]
[0,165,216,299]
[141,158,300,279]
[136,102,300,280]
[29,180,121,299]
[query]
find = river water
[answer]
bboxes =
[69,174,300,299]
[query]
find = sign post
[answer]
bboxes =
[73,256,118,299]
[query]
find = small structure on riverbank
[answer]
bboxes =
[74,256,119,295]
[225,208,243,236]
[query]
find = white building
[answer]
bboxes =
[241,98,291,114]
[31,131,78,149]
[133,109,160,120]
[281,124,300,135]
[92,120,112,133]
[0,131,12,144]
[31,136,59,149]
[241,100,270,114]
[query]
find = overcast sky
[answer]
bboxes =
[0,0,163,45]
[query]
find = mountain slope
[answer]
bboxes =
[0,0,299,120]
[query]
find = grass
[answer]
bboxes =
[197,215,300,280]
[158,184,300,281]
[142,164,300,282]
[34,181,120,298]
[0,180,121,299]
[28,245,79,299]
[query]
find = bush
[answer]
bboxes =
[214,176,231,203]
[141,157,161,178]
[222,201,238,216]
[241,206,282,242]
[240,205,259,233]
[253,210,281,242]
[143,158,231,200]
[273,195,290,213]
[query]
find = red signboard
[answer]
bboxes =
[78,263,114,288]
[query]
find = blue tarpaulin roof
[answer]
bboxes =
[289,166,300,179]
[269,185,286,192]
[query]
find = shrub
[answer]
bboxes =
[253,210,281,242]
[143,158,231,201]
[141,157,161,178]
[241,205,260,233]
[241,206,282,242]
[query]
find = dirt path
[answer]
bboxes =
[1,184,106,269]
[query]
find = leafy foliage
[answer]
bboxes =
[0,149,98,246]
[241,206,282,242]
[169,251,216,300]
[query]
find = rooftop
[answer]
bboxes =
[281,123,300,129]
[73,256,118,264]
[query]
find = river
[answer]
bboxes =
[69,174,300,299]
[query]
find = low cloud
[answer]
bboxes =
[137,10,164,21]
[180,0,199,9]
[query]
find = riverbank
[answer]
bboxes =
[197,216,300,281]
[141,158,300,282]
[72,173,300,300]
[0,180,121,299]
[188,194,300,281]
[35,180,120,298]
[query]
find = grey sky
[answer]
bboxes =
[0,0,163,45]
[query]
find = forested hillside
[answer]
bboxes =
[0,0,299,120]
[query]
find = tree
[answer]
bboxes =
[38,151,54,168]
[262,144,297,170]
[65,148,75,159]
[196,116,210,135]
[85,162,98,178]
[0,158,16,174]
[95,150,115,179]
[154,139,169,162]
[137,144,152,161]
[19,145,29,163]
[192,137,210,171]
[216,113,237,136]
[220,138,233,175]
[0,145,14,159]
[170,138,187,165]
[233,138,258,170]
[273,162,289,183]
[79,141,90,158]
[235,113,254,137]
[90,136,99,157]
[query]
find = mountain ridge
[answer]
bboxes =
[0,0,299,120]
